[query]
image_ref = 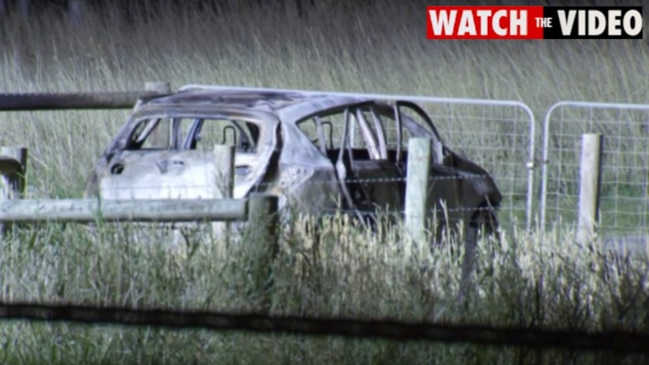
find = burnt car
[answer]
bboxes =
[84,86,502,241]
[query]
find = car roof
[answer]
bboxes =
[139,89,376,123]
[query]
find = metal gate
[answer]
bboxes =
[540,101,649,235]
[180,84,537,230]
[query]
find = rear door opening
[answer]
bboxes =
[100,113,274,200]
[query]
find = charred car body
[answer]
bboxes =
[85,86,502,240]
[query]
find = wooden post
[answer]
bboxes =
[0,147,28,199]
[212,144,234,244]
[213,144,234,198]
[432,140,443,164]
[246,193,279,312]
[0,147,27,237]
[145,82,172,94]
[404,138,433,253]
[577,133,603,244]
[144,82,171,147]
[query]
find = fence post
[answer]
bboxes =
[213,144,234,198]
[144,82,171,147]
[577,133,603,244]
[145,81,171,94]
[247,193,279,312]
[0,147,28,198]
[432,139,443,165]
[405,138,433,252]
[213,144,234,245]
[0,147,28,236]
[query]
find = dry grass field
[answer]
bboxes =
[0,1,648,364]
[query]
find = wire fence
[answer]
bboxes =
[539,101,649,235]
[95,167,498,214]
[16,163,502,244]
[405,102,534,228]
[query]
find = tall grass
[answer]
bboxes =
[2,215,649,364]
[1,1,649,363]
